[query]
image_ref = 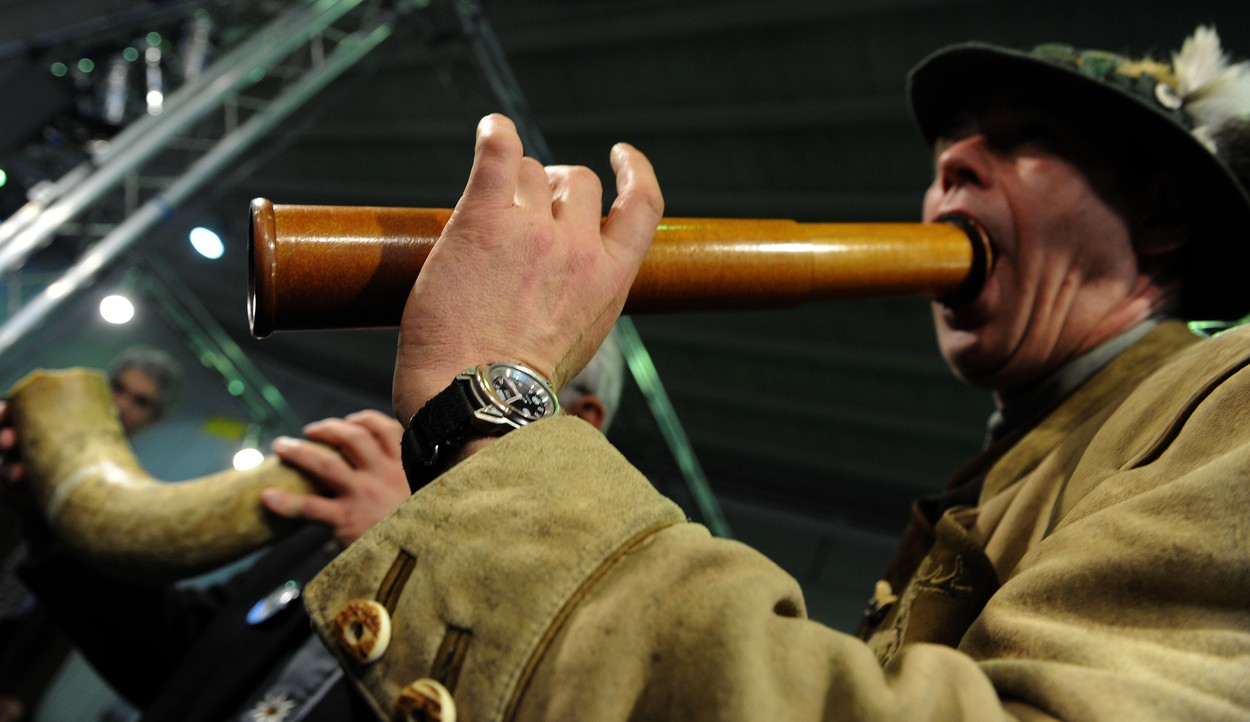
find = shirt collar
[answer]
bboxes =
[985,317,1165,444]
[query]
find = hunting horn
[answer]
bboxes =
[4,368,318,582]
[248,199,991,337]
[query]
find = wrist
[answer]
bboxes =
[399,363,560,492]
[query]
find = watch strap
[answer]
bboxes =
[400,378,478,492]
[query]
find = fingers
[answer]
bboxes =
[461,114,526,211]
[261,487,304,518]
[392,114,663,425]
[343,410,404,460]
[603,142,664,264]
[271,435,354,494]
[302,415,394,471]
[0,403,24,486]
[515,156,554,213]
[261,488,337,527]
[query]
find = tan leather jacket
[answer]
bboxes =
[304,320,1250,721]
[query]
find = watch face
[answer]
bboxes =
[485,363,557,421]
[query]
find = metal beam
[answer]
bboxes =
[0,0,402,356]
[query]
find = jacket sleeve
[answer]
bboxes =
[302,416,1011,722]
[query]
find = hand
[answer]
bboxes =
[263,410,410,547]
[0,401,58,554]
[392,113,663,422]
[0,402,25,486]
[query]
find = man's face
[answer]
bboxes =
[111,367,159,435]
[922,103,1156,399]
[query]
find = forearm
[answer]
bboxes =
[304,418,1014,722]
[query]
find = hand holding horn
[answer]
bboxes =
[4,368,318,582]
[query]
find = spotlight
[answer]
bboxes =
[145,42,164,116]
[232,446,264,471]
[233,423,264,470]
[99,294,135,324]
[189,226,224,259]
[104,57,131,125]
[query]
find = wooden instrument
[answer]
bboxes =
[1,202,991,581]
[248,198,990,337]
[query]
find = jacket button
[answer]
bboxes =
[332,599,392,663]
[396,678,456,722]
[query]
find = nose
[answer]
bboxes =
[934,134,994,194]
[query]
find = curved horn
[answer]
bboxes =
[6,368,318,582]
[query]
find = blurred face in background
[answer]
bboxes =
[111,366,160,435]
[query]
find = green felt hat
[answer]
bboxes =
[908,28,1250,321]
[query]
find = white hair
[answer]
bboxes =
[559,329,625,433]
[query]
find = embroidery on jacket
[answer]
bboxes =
[243,690,296,722]
[913,555,973,596]
[869,554,977,666]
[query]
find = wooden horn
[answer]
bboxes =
[248,198,990,337]
[5,368,318,582]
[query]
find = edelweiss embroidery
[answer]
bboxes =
[245,691,296,722]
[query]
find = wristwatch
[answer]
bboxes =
[401,362,561,490]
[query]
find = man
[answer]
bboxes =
[301,27,1250,721]
[0,340,623,722]
[0,345,181,722]
[107,346,182,436]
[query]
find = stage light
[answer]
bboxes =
[0,169,6,188]
[232,446,264,471]
[189,226,224,259]
[233,423,264,470]
[50,62,68,77]
[100,294,135,324]
[104,57,130,125]
[145,43,165,116]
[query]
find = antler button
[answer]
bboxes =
[332,599,392,663]
[396,678,456,722]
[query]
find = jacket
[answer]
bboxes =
[304,320,1250,721]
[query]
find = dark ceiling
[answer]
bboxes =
[3,0,1250,629]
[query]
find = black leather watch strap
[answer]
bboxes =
[400,378,478,492]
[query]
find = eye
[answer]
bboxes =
[988,122,1062,151]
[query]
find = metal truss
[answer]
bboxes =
[0,0,410,431]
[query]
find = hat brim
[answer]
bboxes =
[908,43,1250,321]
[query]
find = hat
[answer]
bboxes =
[908,27,1250,321]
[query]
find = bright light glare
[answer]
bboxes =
[233,447,264,471]
[99,294,135,324]
[189,226,224,259]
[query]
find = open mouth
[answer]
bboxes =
[934,212,995,308]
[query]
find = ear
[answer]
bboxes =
[1131,173,1190,258]
[565,395,606,431]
